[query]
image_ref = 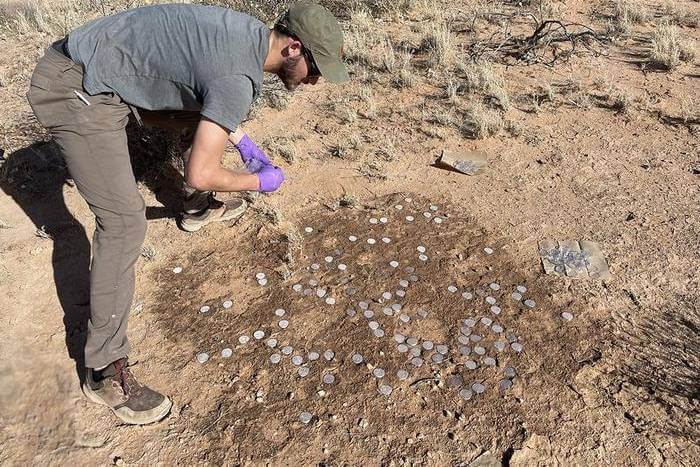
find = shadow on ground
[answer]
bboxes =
[0,122,183,383]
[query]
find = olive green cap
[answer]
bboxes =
[279,2,350,83]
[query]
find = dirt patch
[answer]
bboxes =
[147,193,608,464]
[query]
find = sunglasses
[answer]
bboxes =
[303,48,322,78]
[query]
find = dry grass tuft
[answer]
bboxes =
[648,20,696,69]
[140,245,157,261]
[459,62,510,110]
[392,52,417,88]
[461,102,503,139]
[613,0,648,34]
[263,137,297,164]
[422,20,457,70]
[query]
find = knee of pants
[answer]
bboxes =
[98,208,147,248]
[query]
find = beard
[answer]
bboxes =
[278,55,306,91]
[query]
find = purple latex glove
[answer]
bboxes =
[257,165,285,193]
[235,134,271,168]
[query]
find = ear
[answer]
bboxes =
[283,38,303,58]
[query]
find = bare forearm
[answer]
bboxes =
[193,166,259,192]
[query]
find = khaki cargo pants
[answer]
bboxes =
[28,47,201,369]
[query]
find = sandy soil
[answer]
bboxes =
[1,1,699,465]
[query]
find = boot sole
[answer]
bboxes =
[82,383,173,425]
[179,199,248,233]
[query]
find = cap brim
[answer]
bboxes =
[315,53,350,83]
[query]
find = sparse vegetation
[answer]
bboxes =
[263,137,297,164]
[647,20,696,69]
[613,0,648,34]
[140,245,156,261]
[461,102,503,139]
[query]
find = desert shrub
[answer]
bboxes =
[648,20,696,69]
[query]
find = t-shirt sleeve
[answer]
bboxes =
[199,75,254,133]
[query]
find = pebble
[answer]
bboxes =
[411,357,424,367]
[499,379,513,391]
[511,292,522,301]
[308,351,320,361]
[364,310,375,319]
[269,353,281,364]
[459,388,473,400]
[462,291,473,299]
[465,360,477,370]
[505,367,517,378]
[199,305,210,314]
[511,342,524,352]
[490,305,502,315]
[352,353,364,364]
[379,217,388,223]
[447,285,458,293]
[349,235,358,242]
[516,285,527,293]
[472,382,486,394]
[278,319,289,329]
[299,411,313,424]
[489,283,500,291]
[397,369,409,380]
[323,373,335,384]
[485,296,497,305]
[222,300,233,309]
[221,348,233,358]
[255,272,266,280]
[562,311,574,321]
[379,384,393,396]
[258,278,268,286]
[325,297,336,305]
[292,355,304,366]
[367,238,376,245]
[324,350,335,361]
[196,352,209,364]
[418,254,428,262]
[281,346,293,355]
[483,247,494,255]
[238,335,250,345]
[433,217,443,224]
[172,266,183,274]
[369,217,378,224]
[266,338,278,348]
[293,284,303,292]
[373,368,386,378]
[405,216,414,222]
[382,237,391,243]
[274,308,286,317]
[253,330,265,340]
[298,366,310,377]
[389,260,399,268]
[304,227,313,233]
[524,299,536,308]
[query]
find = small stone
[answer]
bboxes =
[266,338,278,348]
[436,344,449,355]
[325,256,334,263]
[399,313,410,323]
[349,235,358,242]
[418,254,428,262]
[364,310,375,319]
[324,350,335,361]
[407,337,418,347]
[396,290,406,298]
[299,411,313,424]
[369,321,380,330]
[474,346,486,355]
[394,333,406,343]
[483,247,494,255]
[310,263,321,271]
[472,382,486,394]
[172,266,183,274]
[367,238,376,245]
[492,324,504,333]
[373,368,386,378]
[395,204,403,210]
[292,284,303,292]
[369,217,378,224]
[511,292,522,301]
[292,355,304,366]
[346,308,356,317]
[199,305,210,314]
[304,227,313,233]
[397,344,409,353]
[499,379,513,391]
[405,216,415,222]
[382,237,391,243]
[238,335,250,345]
[338,263,347,271]
[458,335,470,345]
[352,353,364,364]
[389,260,399,268]
[298,366,310,377]
[431,353,444,363]
[447,285,458,293]
[423,212,432,218]
[278,319,289,329]
[382,291,392,300]
[411,357,424,367]
[325,297,336,305]
[448,375,463,387]
[511,342,524,352]
[429,204,438,211]
[462,291,473,299]
[433,217,443,224]
[485,296,497,305]
[459,388,473,400]
[379,384,393,396]
[422,341,434,351]
[491,305,501,315]
[562,311,574,321]
[308,351,320,361]
[489,283,500,291]
[494,342,506,352]
[516,285,527,293]
[380,217,388,223]
[281,345,293,355]
[323,373,335,384]
[253,330,265,340]
[359,301,369,310]
[459,346,471,355]
[275,308,286,317]
[269,353,281,364]
[524,299,536,308]
[417,245,426,253]
[373,328,385,338]
[483,356,497,366]
[410,347,421,357]
[465,360,477,370]
[222,300,233,309]
[505,367,517,378]
[196,352,209,364]
[258,278,268,286]
[399,279,409,288]
[397,369,409,380]
[480,317,493,326]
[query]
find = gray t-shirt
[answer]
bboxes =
[68,4,269,131]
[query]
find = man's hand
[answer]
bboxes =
[234,133,271,169]
[257,165,285,192]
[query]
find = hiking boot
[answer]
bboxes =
[82,358,172,425]
[179,194,247,233]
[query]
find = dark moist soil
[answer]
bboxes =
[150,193,602,464]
